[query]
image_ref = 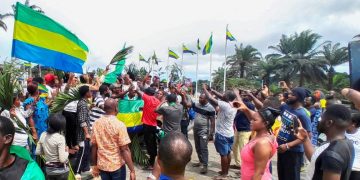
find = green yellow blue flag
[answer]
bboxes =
[12,3,88,73]
[226,25,236,41]
[169,49,179,59]
[182,45,196,55]
[117,95,144,133]
[23,62,31,67]
[202,34,213,55]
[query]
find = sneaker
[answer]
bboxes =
[200,166,208,174]
[192,163,202,167]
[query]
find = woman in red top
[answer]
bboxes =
[234,101,279,180]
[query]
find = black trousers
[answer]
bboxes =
[181,120,190,139]
[277,151,303,180]
[74,140,90,174]
[143,124,157,166]
[350,171,360,180]
[62,110,78,148]
[193,128,209,166]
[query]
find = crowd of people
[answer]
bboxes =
[0,68,359,180]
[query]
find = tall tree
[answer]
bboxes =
[227,44,261,78]
[212,67,225,90]
[268,30,329,86]
[321,43,348,90]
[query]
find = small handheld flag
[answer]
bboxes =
[182,45,196,55]
[168,49,180,59]
[12,3,88,73]
[152,52,159,65]
[197,39,201,50]
[139,54,146,62]
[226,25,236,41]
[202,34,213,55]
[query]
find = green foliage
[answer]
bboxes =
[0,73,16,111]
[50,87,81,113]
[332,73,350,91]
[109,46,134,65]
[130,134,149,166]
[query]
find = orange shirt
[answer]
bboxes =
[91,115,131,171]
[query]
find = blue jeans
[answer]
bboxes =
[100,166,126,180]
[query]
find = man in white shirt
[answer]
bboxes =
[202,84,237,179]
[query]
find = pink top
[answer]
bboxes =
[240,135,278,180]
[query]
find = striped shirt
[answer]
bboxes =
[90,95,107,127]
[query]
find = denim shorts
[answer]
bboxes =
[214,133,234,156]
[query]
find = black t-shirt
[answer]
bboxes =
[312,139,354,180]
[0,155,28,180]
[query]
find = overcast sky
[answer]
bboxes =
[1,0,359,80]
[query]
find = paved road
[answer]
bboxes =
[84,129,306,179]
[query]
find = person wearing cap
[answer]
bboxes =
[276,87,312,180]
[134,87,161,170]
[233,99,279,180]
[44,73,57,99]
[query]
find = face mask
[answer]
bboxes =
[105,92,111,98]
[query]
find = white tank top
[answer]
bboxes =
[346,129,360,171]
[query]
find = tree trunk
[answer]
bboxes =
[240,64,245,78]
[327,67,334,90]
[299,68,305,87]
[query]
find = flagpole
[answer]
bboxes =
[167,48,170,83]
[224,38,228,92]
[39,65,42,77]
[181,48,184,83]
[195,49,199,98]
[209,52,213,88]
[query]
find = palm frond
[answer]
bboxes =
[50,87,81,113]
[130,134,149,166]
[0,20,7,31]
[109,46,134,65]
[0,73,15,110]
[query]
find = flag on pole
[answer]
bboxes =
[202,34,213,55]
[139,54,146,62]
[168,49,180,59]
[197,38,201,50]
[226,26,236,41]
[182,45,196,55]
[152,52,160,65]
[12,3,88,73]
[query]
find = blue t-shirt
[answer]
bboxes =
[277,104,311,152]
[234,101,255,132]
[308,107,317,121]
[159,174,172,180]
[23,97,49,137]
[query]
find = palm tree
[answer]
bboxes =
[291,30,329,86]
[321,43,348,90]
[0,13,12,31]
[268,30,329,86]
[255,57,282,85]
[227,44,261,78]
[212,67,225,90]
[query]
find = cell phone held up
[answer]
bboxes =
[289,114,299,131]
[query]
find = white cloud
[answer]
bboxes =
[1,0,359,80]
